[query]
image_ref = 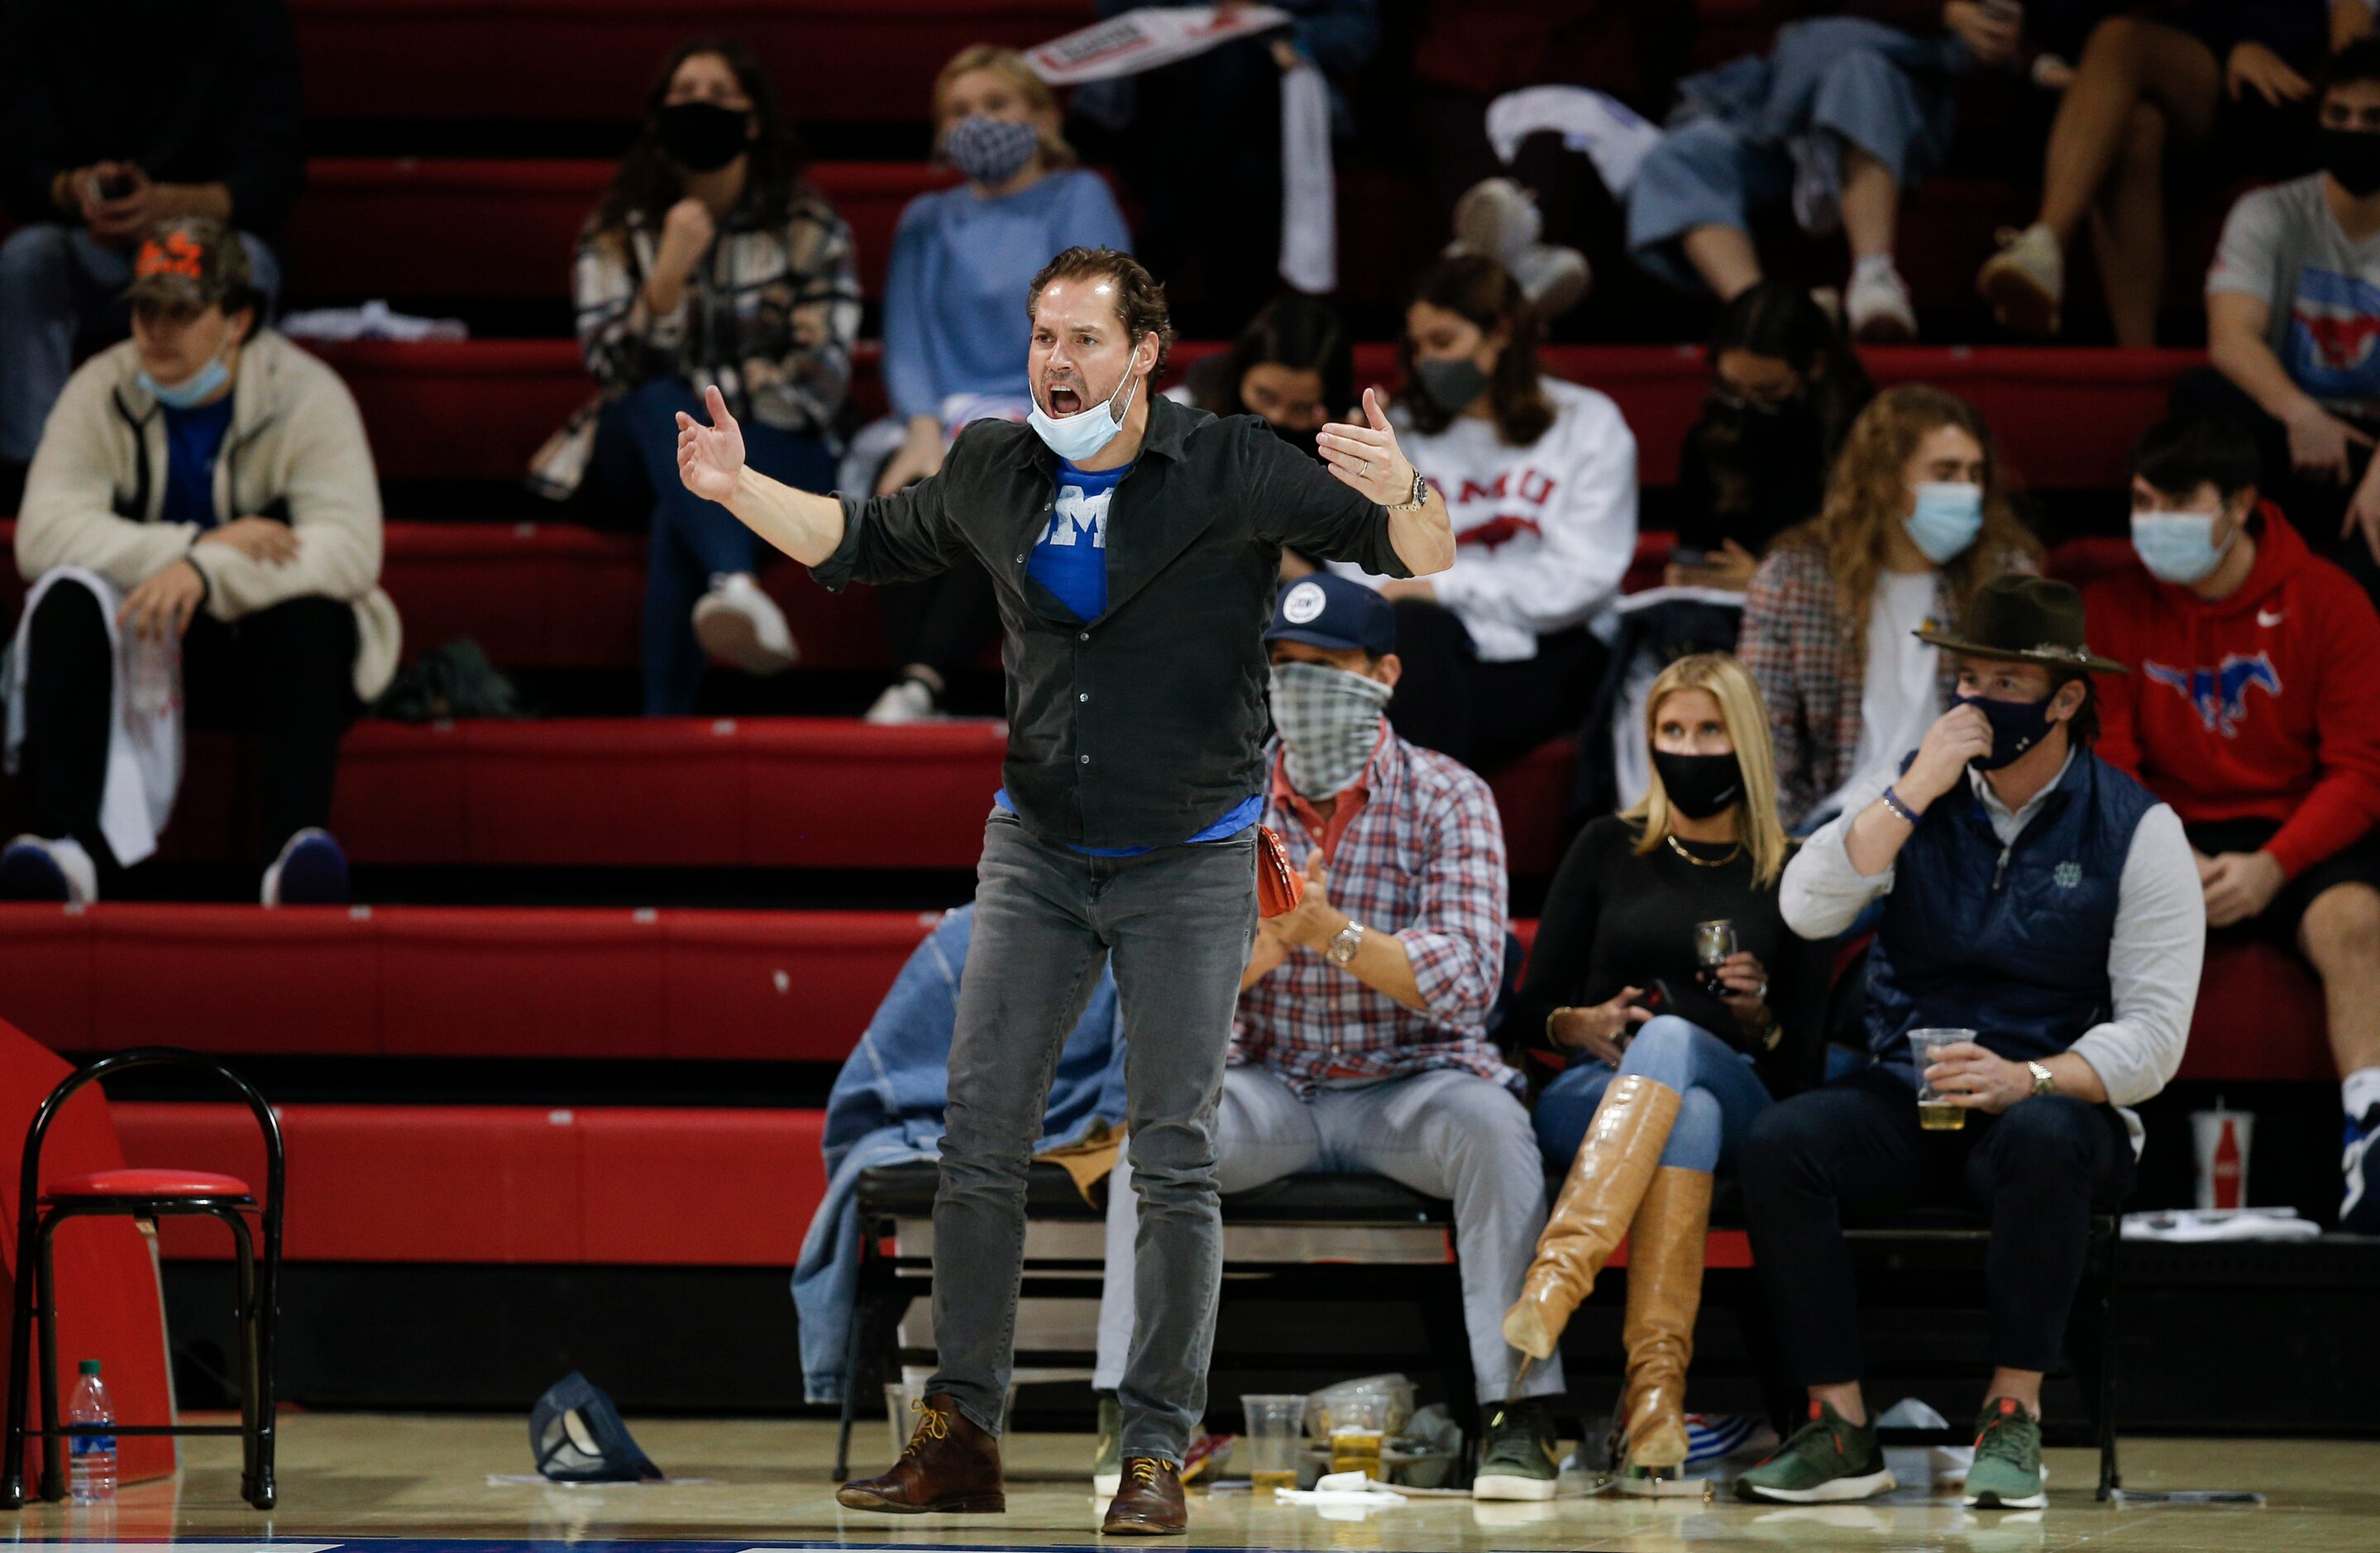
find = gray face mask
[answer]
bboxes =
[1269,661,1393,798]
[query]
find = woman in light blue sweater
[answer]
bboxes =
[861,45,1130,724]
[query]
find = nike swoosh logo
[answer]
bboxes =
[2258,609,2286,627]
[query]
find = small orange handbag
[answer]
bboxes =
[1256,824,1304,918]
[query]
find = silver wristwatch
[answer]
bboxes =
[1386,470,1430,513]
[1326,919,1365,967]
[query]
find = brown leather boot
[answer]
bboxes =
[1617,1166,1713,1497]
[1101,1455,1188,1535]
[1502,1073,1680,1359]
[835,1393,1005,1514]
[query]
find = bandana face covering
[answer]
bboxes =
[1269,661,1393,798]
[941,114,1039,185]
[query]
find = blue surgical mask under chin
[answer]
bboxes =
[1027,367,1138,464]
[140,351,230,411]
[1904,482,1983,565]
[2131,509,2234,585]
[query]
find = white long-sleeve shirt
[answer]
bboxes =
[1783,753,2205,1154]
[1335,376,1638,662]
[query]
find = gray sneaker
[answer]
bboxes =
[1473,1398,1560,1501]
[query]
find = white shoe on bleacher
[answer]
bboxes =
[0,834,96,906]
[864,677,943,725]
[692,572,798,676]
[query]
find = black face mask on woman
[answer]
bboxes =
[1651,749,1745,820]
[658,101,751,172]
[2319,127,2380,198]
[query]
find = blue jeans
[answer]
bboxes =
[0,224,283,462]
[598,378,835,714]
[1533,1015,1775,1173]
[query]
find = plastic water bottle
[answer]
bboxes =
[66,1359,115,1503]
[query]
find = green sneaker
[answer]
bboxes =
[1734,1401,1896,1503]
[1472,1398,1560,1501]
[1963,1398,2047,1509]
[1092,1391,1122,1498]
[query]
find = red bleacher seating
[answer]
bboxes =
[289,160,970,306]
[0,904,940,1061]
[308,341,2199,488]
[289,0,1097,127]
[112,1100,829,1265]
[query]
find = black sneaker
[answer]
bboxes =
[1472,1398,1559,1501]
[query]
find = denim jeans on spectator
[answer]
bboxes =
[929,810,1257,1465]
[1532,1015,1775,1173]
[1739,1066,2135,1383]
[0,225,283,464]
[1092,1066,1565,1412]
[594,377,836,714]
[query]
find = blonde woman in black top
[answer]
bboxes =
[1501,651,1828,1494]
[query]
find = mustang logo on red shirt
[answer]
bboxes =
[2143,653,2282,738]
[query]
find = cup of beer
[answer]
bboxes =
[1326,1393,1388,1480]
[1909,1027,1976,1130]
[1240,1393,1306,1496]
[1694,919,1737,997]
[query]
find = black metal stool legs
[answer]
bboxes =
[33,1223,63,1503]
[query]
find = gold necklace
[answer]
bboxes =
[1665,832,1742,868]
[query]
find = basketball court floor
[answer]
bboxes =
[12,1414,2375,1553]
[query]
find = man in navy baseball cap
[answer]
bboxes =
[1264,573,1398,658]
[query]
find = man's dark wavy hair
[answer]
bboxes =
[1026,247,1178,375]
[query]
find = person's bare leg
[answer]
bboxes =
[1682,223,1763,300]
[2038,18,2216,244]
[1839,144,1899,262]
[2087,103,2168,347]
[2301,884,2380,1084]
[1984,1368,2043,1418]
[1809,1381,1866,1426]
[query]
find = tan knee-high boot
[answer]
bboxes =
[1617,1166,1713,1495]
[1501,1074,1680,1359]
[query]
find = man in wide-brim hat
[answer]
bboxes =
[1733,576,2205,1510]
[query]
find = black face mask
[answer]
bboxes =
[2320,127,2380,198]
[1267,419,1321,460]
[1415,357,1490,414]
[1652,749,1745,820]
[658,102,752,173]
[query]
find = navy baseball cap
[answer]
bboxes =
[1265,574,1396,656]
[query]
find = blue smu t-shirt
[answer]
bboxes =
[996,456,1260,853]
[160,398,234,530]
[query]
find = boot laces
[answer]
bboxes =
[901,1399,950,1458]
[1127,1456,1166,1486]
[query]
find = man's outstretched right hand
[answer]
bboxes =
[676,385,745,504]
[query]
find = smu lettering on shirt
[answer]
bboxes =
[2282,266,2380,406]
[1028,458,1128,622]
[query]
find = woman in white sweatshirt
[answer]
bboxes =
[1334,253,1638,770]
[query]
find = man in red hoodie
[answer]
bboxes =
[2087,414,2380,1231]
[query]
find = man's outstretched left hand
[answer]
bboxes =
[1317,389,1418,507]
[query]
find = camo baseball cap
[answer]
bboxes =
[124,217,254,312]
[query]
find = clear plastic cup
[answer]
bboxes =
[1909,1028,1976,1131]
[1240,1393,1306,1497]
[1326,1392,1388,1480]
[883,1378,924,1459]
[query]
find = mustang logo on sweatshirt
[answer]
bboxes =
[2143,653,2282,738]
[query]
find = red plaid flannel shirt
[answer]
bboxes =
[1231,731,1517,1097]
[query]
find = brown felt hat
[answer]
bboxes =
[1915,576,2128,674]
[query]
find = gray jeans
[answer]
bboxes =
[928,810,1257,1465]
[1093,1066,1565,1409]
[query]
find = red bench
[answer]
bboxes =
[289,0,1095,126]
[113,1100,829,1265]
[0,903,942,1063]
[305,339,2198,487]
[289,159,973,307]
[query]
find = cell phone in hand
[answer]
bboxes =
[1669,547,1710,570]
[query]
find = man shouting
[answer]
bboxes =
[675,246,1453,1535]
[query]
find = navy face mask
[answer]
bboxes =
[1955,691,2057,771]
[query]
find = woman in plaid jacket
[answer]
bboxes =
[1741,386,2038,830]
[532,36,861,714]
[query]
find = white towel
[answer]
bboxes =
[4,567,184,867]
[1484,85,1662,196]
[1278,61,1336,294]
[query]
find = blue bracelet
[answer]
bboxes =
[1880,786,1919,826]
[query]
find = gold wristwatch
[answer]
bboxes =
[2026,1060,2056,1098]
[1327,919,1365,967]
